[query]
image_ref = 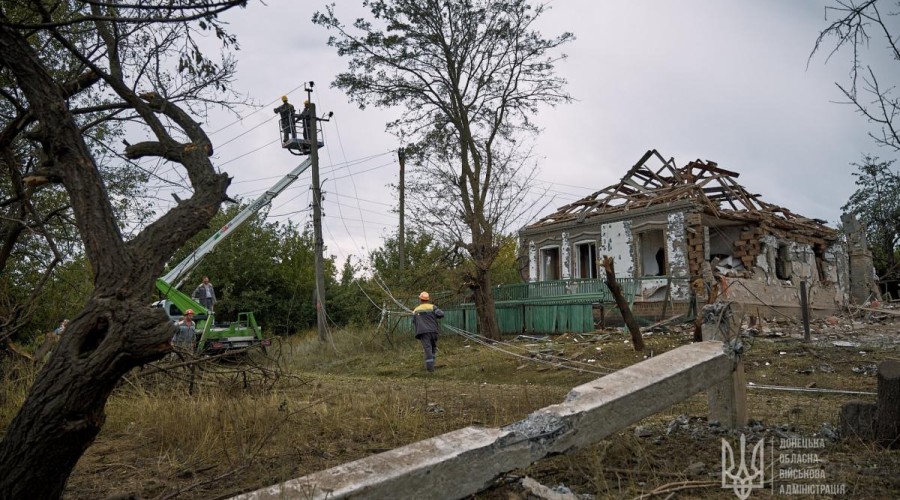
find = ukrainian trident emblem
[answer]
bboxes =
[721,434,765,499]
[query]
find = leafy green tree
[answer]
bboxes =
[488,233,525,286]
[0,1,249,496]
[842,156,900,286]
[166,204,334,334]
[314,0,573,339]
[272,220,324,332]
[328,257,380,326]
[370,229,465,302]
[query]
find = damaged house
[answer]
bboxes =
[519,150,874,318]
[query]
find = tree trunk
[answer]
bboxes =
[0,298,172,498]
[0,19,229,497]
[472,264,499,340]
[464,221,500,340]
[601,256,644,351]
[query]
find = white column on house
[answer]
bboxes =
[528,240,537,282]
[561,232,571,280]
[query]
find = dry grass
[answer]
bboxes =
[1,315,899,499]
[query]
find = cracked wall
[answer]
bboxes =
[600,220,633,278]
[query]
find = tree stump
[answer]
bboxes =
[840,360,900,447]
[875,360,900,448]
[839,401,877,440]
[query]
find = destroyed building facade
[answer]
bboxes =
[519,150,863,316]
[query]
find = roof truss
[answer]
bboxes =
[528,149,835,239]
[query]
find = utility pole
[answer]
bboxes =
[398,148,406,272]
[274,81,332,343]
[308,94,328,343]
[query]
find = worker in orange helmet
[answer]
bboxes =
[411,291,444,372]
[173,309,197,350]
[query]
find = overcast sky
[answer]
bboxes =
[155,0,897,266]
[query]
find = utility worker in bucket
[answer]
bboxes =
[412,291,444,372]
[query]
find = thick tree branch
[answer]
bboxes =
[0,23,128,288]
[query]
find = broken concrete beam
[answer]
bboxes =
[232,342,733,500]
[532,341,734,452]
[235,426,509,500]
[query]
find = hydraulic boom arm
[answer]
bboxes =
[158,157,313,290]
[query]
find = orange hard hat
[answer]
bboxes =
[184,309,195,315]
[418,291,430,301]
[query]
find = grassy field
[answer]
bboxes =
[2,314,899,499]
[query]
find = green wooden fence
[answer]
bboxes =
[386,277,642,336]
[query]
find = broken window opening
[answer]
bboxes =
[540,246,561,281]
[814,244,827,283]
[709,225,745,275]
[637,229,667,276]
[574,241,598,279]
[775,243,792,280]
[709,226,740,257]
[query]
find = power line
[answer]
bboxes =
[206,82,308,136]
[217,138,280,167]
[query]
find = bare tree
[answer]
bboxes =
[811,0,900,152]
[313,0,572,339]
[0,1,249,496]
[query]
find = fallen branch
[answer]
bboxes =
[633,479,719,499]
[640,314,685,332]
[855,306,900,317]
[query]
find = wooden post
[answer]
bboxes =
[659,276,671,322]
[800,280,810,342]
[691,262,720,341]
[700,302,748,428]
[875,360,900,448]
[600,256,644,351]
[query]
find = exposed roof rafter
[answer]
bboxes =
[528,149,836,240]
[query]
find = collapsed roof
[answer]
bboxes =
[526,149,837,240]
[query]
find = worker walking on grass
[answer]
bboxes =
[412,291,444,372]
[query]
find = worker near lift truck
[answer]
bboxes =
[192,276,216,312]
[173,309,197,350]
[411,291,444,372]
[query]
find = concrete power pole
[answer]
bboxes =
[308,100,329,343]
[398,148,406,272]
[274,82,332,343]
